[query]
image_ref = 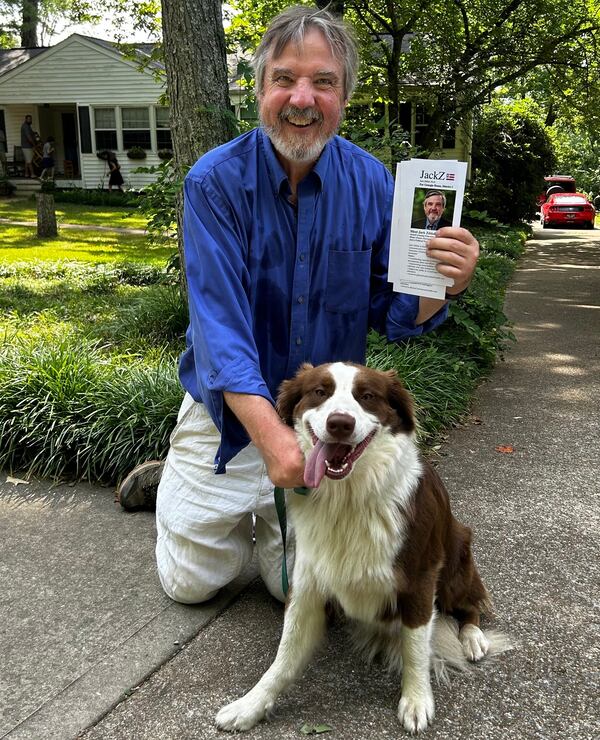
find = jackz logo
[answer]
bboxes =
[420,170,455,181]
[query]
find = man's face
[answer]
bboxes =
[258,28,346,164]
[25,116,32,124]
[423,195,445,223]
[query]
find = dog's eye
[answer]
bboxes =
[314,388,327,398]
[361,392,375,401]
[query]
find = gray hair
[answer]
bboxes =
[252,5,359,101]
[424,190,447,207]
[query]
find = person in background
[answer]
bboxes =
[20,114,36,178]
[39,136,55,180]
[106,151,124,192]
[117,6,479,605]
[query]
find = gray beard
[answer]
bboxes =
[260,106,344,164]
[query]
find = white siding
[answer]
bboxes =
[81,152,164,189]
[0,36,164,104]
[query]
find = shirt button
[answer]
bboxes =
[296,337,302,346]
[297,295,304,304]
[299,253,305,262]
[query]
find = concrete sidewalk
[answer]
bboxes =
[2,224,599,739]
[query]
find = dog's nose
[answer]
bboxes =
[326,413,356,439]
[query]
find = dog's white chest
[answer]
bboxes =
[290,490,403,621]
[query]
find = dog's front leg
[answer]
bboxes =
[397,615,435,734]
[216,580,326,732]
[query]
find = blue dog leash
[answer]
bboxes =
[274,485,310,596]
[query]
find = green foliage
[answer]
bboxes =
[366,333,477,447]
[126,145,147,160]
[136,159,182,246]
[548,126,600,194]
[0,334,182,483]
[0,175,17,196]
[428,227,527,369]
[52,188,140,207]
[469,100,556,223]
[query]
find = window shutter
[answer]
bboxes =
[78,106,92,153]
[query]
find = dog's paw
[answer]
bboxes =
[459,624,490,662]
[215,693,273,732]
[397,687,435,734]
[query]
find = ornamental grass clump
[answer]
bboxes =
[0,334,182,483]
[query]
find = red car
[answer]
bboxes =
[540,193,595,229]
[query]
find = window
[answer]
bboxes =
[122,107,151,149]
[414,105,429,148]
[414,104,457,149]
[94,107,117,150]
[155,107,172,149]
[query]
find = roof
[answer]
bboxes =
[0,47,49,76]
[0,35,164,79]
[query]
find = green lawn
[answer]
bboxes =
[0,223,173,264]
[0,198,147,229]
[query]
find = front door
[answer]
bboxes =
[62,112,79,176]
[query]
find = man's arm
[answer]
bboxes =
[223,392,305,488]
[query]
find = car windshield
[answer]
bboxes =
[550,195,587,204]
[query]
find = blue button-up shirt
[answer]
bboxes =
[179,128,448,472]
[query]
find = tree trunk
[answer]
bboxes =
[37,193,57,237]
[21,0,39,47]
[161,0,236,298]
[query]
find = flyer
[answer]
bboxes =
[388,159,468,299]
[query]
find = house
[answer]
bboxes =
[0,34,172,189]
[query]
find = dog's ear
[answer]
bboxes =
[384,370,416,434]
[276,364,313,427]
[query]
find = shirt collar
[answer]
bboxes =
[259,127,329,197]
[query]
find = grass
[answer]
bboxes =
[0,197,147,229]
[0,210,528,484]
[0,224,173,264]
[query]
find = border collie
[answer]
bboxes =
[217,362,510,734]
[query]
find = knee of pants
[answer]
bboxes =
[155,535,222,605]
[158,568,220,605]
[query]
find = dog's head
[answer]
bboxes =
[277,362,415,487]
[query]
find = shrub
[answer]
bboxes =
[137,160,183,245]
[469,100,556,223]
[52,188,140,207]
[0,175,16,196]
[0,335,182,483]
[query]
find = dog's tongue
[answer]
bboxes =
[304,440,346,488]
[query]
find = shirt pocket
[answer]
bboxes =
[325,249,372,313]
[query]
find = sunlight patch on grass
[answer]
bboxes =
[0,198,147,229]
[0,224,172,264]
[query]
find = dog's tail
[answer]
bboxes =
[350,614,512,681]
[432,614,513,684]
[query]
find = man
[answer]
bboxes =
[118,6,479,604]
[20,114,36,178]
[411,190,452,230]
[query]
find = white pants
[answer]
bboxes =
[156,394,292,604]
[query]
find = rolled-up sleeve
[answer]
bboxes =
[182,174,273,465]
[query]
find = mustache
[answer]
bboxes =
[278,106,323,125]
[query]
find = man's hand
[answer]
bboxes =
[223,392,305,488]
[426,226,480,294]
[259,423,306,488]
